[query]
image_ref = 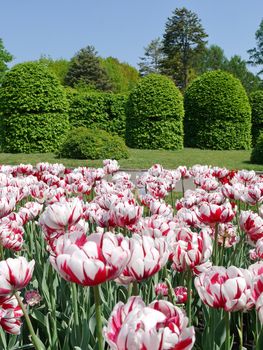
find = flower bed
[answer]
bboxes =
[0,160,262,349]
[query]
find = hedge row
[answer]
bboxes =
[126,74,184,150]
[184,70,252,150]
[0,62,262,155]
[67,90,127,138]
[249,90,263,146]
[0,62,69,153]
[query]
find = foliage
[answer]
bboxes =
[0,38,13,82]
[58,127,129,159]
[126,73,184,149]
[67,90,127,138]
[184,70,252,150]
[250,131,263,164]
[138,38,164,76]
[37,55,70,84]
[196,47,261,93]
[224,55,262,94]
[161,7,208,90]
[65,45,112,91]
[247,19,263,75]
[100,57,139,93]
[0,62,69,152]
[195,45,228,73]
[249,90,263,145]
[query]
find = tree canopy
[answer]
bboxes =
[161,7,208,90]
[0,38,13,82]
[65,45,112,91]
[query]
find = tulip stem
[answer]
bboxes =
[213,223,219,265]
[93,285,103,350]
[181,178,185,197]
[225,311,230,350]
[238,312,243,350]
[15,292,45,350]
[72,283,79,327]
[132,281,139,296]
[186,269,192,326]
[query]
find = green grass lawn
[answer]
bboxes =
[0,148,262,170]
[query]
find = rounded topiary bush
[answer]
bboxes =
[249,90,263,146]
[251,132,263,164]
[126,73,184,149]
[0,62,69,153]
[184,70,252,150]
[58,127,129,160]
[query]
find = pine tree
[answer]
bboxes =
[161,7,208,89]
[65,45,112,91]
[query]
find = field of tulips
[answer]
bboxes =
[0,159,263,350]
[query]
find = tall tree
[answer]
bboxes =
[100,57,139,93]
[0,38,13,82]
[161,7,208,89]
[37,55,70,84]
[247,19,263,75]
[224,55,262,93]
[195,45,228,74]
[138,38,164,76]
[65,45,112,91]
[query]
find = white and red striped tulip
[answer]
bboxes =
[176,208,200,227]
[116,234,168,284]
[242,184,263,205]
[177,165,190,179]
[109,200,143,227]
[239,211,263,244]
[0,197,16,219]
[0,295,23,335]
[0,257,35,295]
[103,159,120,174]
[235,170,256,185]
[50,231,130,286]
[248,262,263,323]
[39,197,83,234]
[170,228,212,273]
[196,202,236,225]
[0,220,24,251]
[195,266,254,312]
[221,183,245,201]
[103,296,195,350]
[194,176,219,191]
[134,215,177,239]
[149,200,173,218]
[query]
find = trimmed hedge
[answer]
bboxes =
[126,74,184,149]
[251,132,263,164]
[184,70,252,150]
[249,90,263,146]
[67,91,127,138]
[58,127,129,160]
[0,62,69,152]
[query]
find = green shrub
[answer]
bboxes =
[126,73,184,149]
[0,62,69,152]
[251,132,263,164]
[249,90,263,146]
[184,70,251,150]
[58,127,129,160]
[67,91,127,138]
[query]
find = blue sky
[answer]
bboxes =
[1,0,263,73]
